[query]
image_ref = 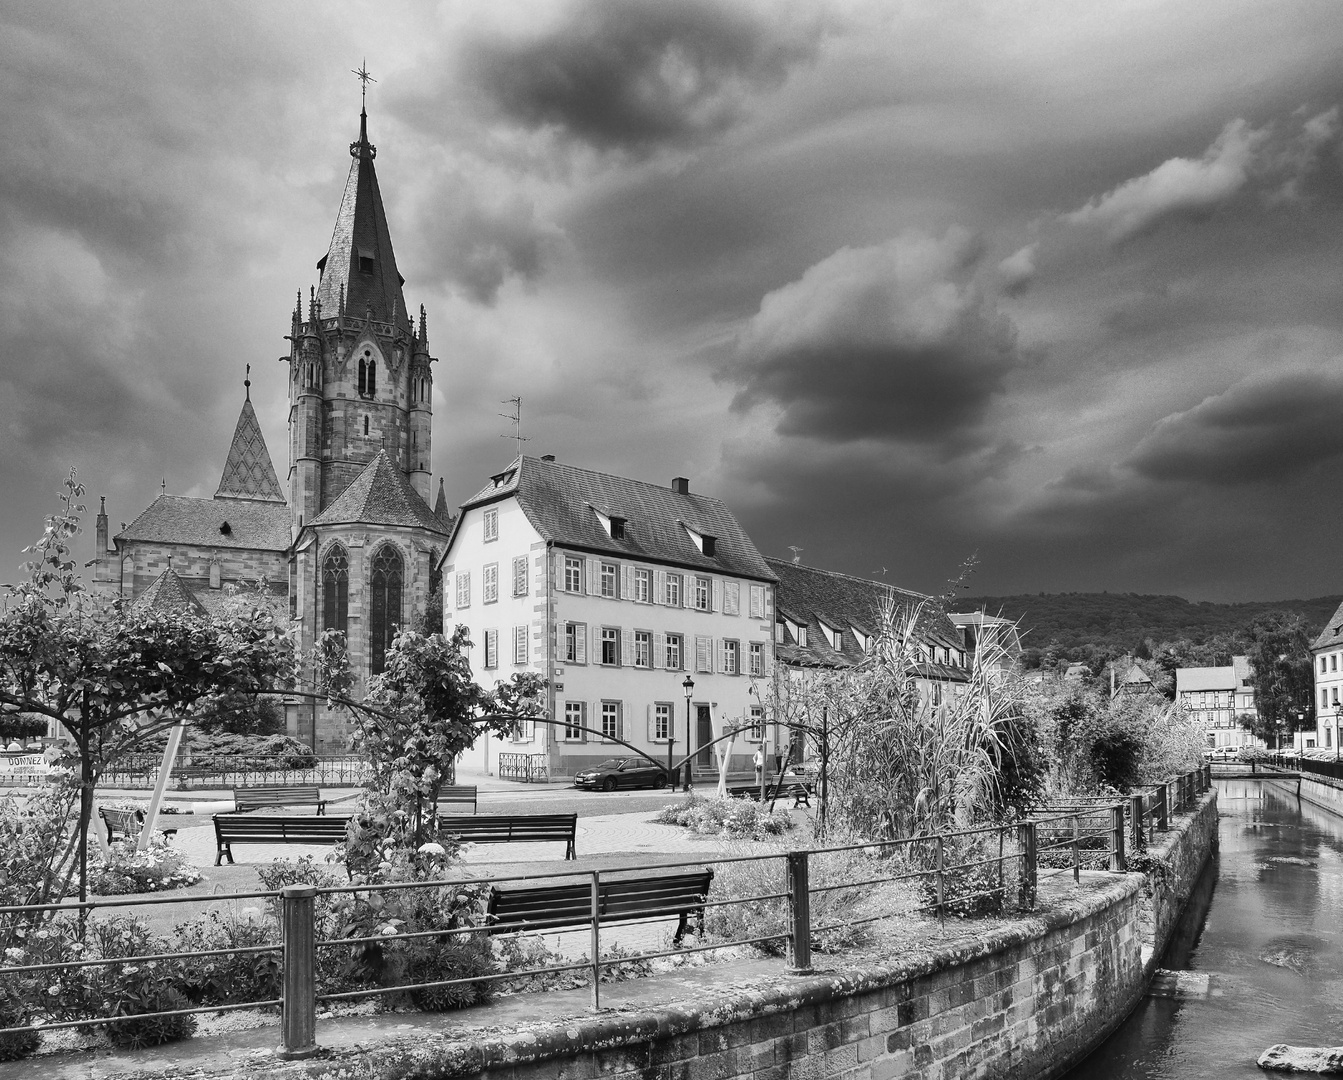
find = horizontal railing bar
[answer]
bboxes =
[0,997,283,1036]
[0,941,281,976]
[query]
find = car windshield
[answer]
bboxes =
[595,760,625,770]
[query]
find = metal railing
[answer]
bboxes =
[496,753,549,783]
[0,765,1213,1055]
[1279,755,1343,782]
[96,755,372,790]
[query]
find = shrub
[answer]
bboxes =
[652,794,795,840]
[174,908,280,1007]
[398,938,495,1011]
[104,986,196,1050]
[89,841,201,895]
[914,833,1020,918]
[0,1000,40,1061]
[189,732,318,770]
[89,916,197,1049]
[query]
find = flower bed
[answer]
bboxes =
[651,793,796,840]
[88,841,201,895]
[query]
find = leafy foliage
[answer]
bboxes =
[88,841,201,895]
[651,793,795,839]
[1243,611,1316,744]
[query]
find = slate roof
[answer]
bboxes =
[1232,655,1254,690]
[1175,665,1236,695]
[459,456,774,582]
[1313,600,1343,651]
[134,568,207,616]
[215,397,285,503]
[118,495,290,551]
[766,558,969,682]
[433,478,456,531]
[314,110,411,334]
[309,450,447,534]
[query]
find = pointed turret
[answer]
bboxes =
[314,107,411,335]
[216,375,286,503]
[433,478,450,525]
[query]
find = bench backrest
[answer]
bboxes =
[438,813,575,844]
[436,785,478,812]
[234,785,322,809]
[100,807,143,836]
[213,814,350,843]
[488,869,714,933]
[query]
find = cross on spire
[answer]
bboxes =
[244,363,251,401]
[352,61,376,109]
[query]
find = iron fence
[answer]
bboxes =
[496,753,549,783]
[95,755,372,790]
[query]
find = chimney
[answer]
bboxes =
[541,454,555,462]
[672,477,689,495]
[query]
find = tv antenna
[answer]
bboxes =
[787,546,803,564]
[500,397,530,459]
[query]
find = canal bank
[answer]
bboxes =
[15,792,1218,1080]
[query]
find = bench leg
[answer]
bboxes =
[566,837,575,861]
[215,844,234,867]
[672,911,688,949]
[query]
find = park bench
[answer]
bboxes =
[99,806,177,844]
[487,868,714,947]
[233,784,327,814]
[436,785,478,814]
[212,813,351,865]
[727,781,812,808]
[438,813,578,860]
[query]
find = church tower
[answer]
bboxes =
[286,105,436,535]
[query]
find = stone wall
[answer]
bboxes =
[1266,769,1340,815]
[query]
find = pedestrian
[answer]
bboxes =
[753,747,764,784]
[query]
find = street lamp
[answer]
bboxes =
[1334,704,1341,763]
[682,675,695,792]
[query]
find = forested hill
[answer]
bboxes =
[956,592,1343,654]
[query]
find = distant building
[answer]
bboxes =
[1062,662,1090,683]
[947,613,1023,670]
[1175,657,1259,749]
[1310,601,1343,751]
[1110,660,1152,698]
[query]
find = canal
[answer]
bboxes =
[1064,779,1343,1077]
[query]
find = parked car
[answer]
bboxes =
[572,758,669,792]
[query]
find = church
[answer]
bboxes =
[90,104,452,752]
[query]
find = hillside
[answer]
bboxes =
[956,592,1343,655]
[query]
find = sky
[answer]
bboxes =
[3,1,1343,603]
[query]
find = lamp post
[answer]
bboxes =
[1334,704,1341,763]
[682,675,695,792]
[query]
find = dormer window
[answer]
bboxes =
[357,247,375,274]
[851,627,870,653]
[219,521,231,536]
[490,468,516,488]
[819,622,840,649]
[682,523,717,556]
[609,516,627,541]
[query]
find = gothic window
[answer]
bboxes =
[322,545,349,638]
[363,416,369,436]
[369,544,403,675]
[358,358,367,394]
[358,350,377,396]
[368,359,376,395]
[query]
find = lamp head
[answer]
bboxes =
[682,675,695,699]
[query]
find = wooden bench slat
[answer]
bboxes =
[234,785,326,814]
[438,814,577,859]
[212,814,350,865]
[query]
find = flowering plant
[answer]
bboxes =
[88,840,201,895]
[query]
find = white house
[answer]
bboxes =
[1175,658,1259,750]
[438,455,778,780]
[1311,602,1343,751]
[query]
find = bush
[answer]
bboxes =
[398,938,495,1011]
[174,908,280,1007]
[914,833,1018,917]
[89,841,201,895]
[189,732,318,770]
[0,1001,39,1061]
[651,794,795,840]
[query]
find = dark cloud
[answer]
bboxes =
[464,0,822,153]
[725,229,1021,447]
[1125,366,1343,485]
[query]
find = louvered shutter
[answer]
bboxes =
[574,623,587,664]
[750,585,764,619]
[724,582,739,616]
[764,586,774,619]
[646,703,655,741]
[717,639,727,673]
[696,635,711,673]
[711,579,721,613]
[654,569,666,605]
[621,565,633,600]
[586,558,599,595]
[685,577,695,609]
[620,703,628,742]
[621,628,634,667]
[653,632,665,669]
[591,624,601,664]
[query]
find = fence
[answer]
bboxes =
[96,755,372,790]
[0,765,1211,1056]
[1279,755,1343,782]
[496,753,549,784]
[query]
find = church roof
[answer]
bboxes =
[309,450,447,534]
[134,568,208,616]
[215,394,285,503]
[315,110,411,334]
[118,495,290,551]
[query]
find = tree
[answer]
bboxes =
[0,470,296,906]
[1243,611,1315,748]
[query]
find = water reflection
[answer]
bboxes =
[1062,780,1343,1079]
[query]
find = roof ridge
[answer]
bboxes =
[766,557,929,600]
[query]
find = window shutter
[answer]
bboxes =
[622,564,633,600]
[724,582,739,616]
[646,703,655,742]
[591,624,601,664]
[749,585,763,619]
[696,635,711,673]
[685,579,694,609]
[711,579,721,613]
[586,558,599,595]
[621,628,635,667]
[654,569,666,605]
[575,623,587,664]
[764,586,774,619]
[717,639,727,673]
[653,632,665,669]
[619,703,628,742]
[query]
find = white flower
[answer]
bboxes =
[4,948,24,961]
[417,842,445,857]
[47,985,61,996]
[378,925,399,937]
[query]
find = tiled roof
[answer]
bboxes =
[461,456,774,582]
[314,112,411,334]
[767,558,969,682]
[1313,600,1343,651]
[215,397,285,503]
[309,450,447,534]
[1175,665,1236,694]
[433,478,457,532]
[1232,654,1254,690]
[1119,664,1151,686]
[118,495,290,551]
[134,568,207,616]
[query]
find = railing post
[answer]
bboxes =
[1071,814,1080,883]
[1110,803,1126,872]
[590,870,602,1010]
[1129,794,1145,852]
[1017,821,1037,909]
[935,835,946,922]
[279,884,318,1059]
[786,850,813,975]
[1156,784,1168,831]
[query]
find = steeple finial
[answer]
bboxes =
[418,304,427,344]
[350,62,377,161]
[294,290,302,323]
[309,285,318,322]
[244,363,251,401]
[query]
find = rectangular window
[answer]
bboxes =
[723,639,739,674]
[513,556,529,597]
[601,701,621,741]
[600,562,617,598]
[634,630,652,668]
[483,508,499,542]
[695,635,713,673]
[749,584,764,619]
[564,555,583,592]
[1334,655,1339,672]
[634,568,651,603]
[1323,657,1330,674]
[564,621,587,664]
[665,573,682,607]
[666,633,683,670]
[601,627,619,666]
[749,642,764,676]
[513,625,528,665]
[749,706,764,741]
[694,576,710,611]
[483,628,498,669]
[653,703,672,741]
[1324,688,1330,710]
[483,563,498,604]
[455,571,471,609]
[1334,688,1339,706]
[564,701,586,741]
[723,582,739,616]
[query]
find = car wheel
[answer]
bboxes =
[653,773,668,789]
[601,777,616,792]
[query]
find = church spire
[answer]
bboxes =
[216,376,285,503]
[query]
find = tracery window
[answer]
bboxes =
[369,545,403,675]
[322,545,349,638]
